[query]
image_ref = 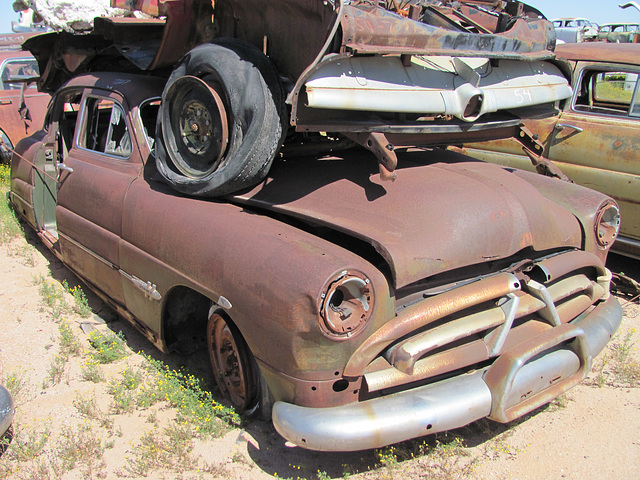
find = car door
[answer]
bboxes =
[0,54,50,147]
[55,88,142,306]
[536,63,640,247]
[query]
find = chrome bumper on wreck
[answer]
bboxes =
[272,296,622,452]
[0,384,14,438]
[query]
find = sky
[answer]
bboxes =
[1,0,640,34]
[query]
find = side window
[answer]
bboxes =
[42,90,81,155]
[574,69,639,117]
[139,98,161,153]
[81,97,132,158]
[0,58,39,90]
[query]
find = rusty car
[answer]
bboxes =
[9,70,623,451]
[0,33,50,163]
[552,17,599,43]
[598,22,640,43]
[461,42,640,260]
[20,0,578,197]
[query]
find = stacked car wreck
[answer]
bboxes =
[9,0,623,451]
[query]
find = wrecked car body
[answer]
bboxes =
[0,34,50,162]
[23,0,573,194]
[461,42,640,260]
[9,71,623,451]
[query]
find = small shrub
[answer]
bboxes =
[62,280,92,318]
[73,393,113,429]
[53,423,106,477]
[46,355,67,386]
[88,330,128,364]
[124,423,196,476]
[58,322,82,357]
[0,370,29,405]
[81,359,105,383]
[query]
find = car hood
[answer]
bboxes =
[231,150,582,289]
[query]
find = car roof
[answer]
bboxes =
[62,72,166,106]
[555,42,640,65]
[0,50,36,61]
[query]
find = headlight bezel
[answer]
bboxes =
[594,201,620,248]
[318,270,374,340]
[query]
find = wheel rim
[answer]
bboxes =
[163,75,229,179]
[207,313,255,410]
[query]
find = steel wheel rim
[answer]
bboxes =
[163,75,229,179]
[208,313,251,410]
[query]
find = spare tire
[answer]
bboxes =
[156,39,286,197]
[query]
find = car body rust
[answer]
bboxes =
[462,42,640,259]
[9,69,624,451]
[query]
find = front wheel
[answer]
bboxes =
[155,40,286,197]
[207,311,260,411]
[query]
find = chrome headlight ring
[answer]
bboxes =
[595,202,620,247]
[319,270,374,339]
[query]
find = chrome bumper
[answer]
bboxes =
[272,296,622,451]
[0,384,14,437]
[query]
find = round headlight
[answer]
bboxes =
[595,202,620,247]
[319,270,374,339]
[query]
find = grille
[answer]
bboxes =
[347,250,610,393]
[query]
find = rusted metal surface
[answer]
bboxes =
[233,150,585,288]
[9,72,624,451]
[0,50,50,154]
[462,42,640,259]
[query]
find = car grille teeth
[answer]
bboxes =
[365,255,606,393]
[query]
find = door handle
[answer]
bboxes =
[555,123,584,133]
[56,163,73,173]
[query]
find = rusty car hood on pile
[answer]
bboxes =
[231,150,582,289]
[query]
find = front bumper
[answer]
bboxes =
[272,295,622,451]
[0,384,14,437]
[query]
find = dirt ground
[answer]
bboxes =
[0,220,639,480]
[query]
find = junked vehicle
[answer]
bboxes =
[598,23,640,43]
[10,70,623,451]
[0,34,49,163]
[552,17,599,43]
[0,385,13,446]
[24,0,574,196]
[0,34,50,163]
[461,42,640,260]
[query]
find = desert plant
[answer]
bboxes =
[73,393,114,429]
[88,330,128,364]
[62,280,92,318]
[80,359,105,383]
[58,322,82,357]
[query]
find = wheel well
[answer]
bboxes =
[162,286,211,355]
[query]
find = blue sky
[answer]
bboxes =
[1,0,640,34]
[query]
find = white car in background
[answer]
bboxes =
[553,18,599,43]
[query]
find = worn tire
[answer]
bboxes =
[207,310,262,412]
[156,39,285,197]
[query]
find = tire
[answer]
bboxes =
[207,311,262,412]
[156,39,286,197]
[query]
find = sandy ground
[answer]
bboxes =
[0,223,639,480]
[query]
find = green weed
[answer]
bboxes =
[58,321,82,357]
[0,370,29,405]
[73,393,114,429]
[61,280,92,318]
[80,359,104,383]
[52,422,106,478]
[123,423,196,476]
[88,330,128,364]
[46,354,66,386]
